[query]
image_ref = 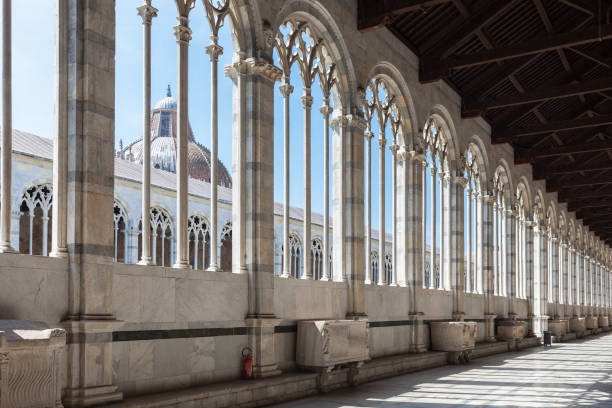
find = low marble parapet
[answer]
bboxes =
[569,317,586,337]
[548,320,567,338]
[0,320,66,408]
[586,316,599,329]
[296,320,369,372]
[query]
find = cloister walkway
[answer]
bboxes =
[273,334,612,408]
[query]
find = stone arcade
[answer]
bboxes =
[1,0,612,407]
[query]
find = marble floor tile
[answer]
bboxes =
[272,334,612,407]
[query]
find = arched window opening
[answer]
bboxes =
[188,215,211,270]
[113,201,128,263]
[220,221,232,272]
[19,184,53,256]
[371,250,379,285]
[362,78,401,286]
[138,207,173,267]
[311,238,323,280]
[385,252,393,285]
[274,18,338,281]
[423,118,448,290]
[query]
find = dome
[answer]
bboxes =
[121,85,232,188]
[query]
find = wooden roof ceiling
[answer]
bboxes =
[358,0,612,245]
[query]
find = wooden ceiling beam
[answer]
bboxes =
[420,0,516,57]
[492,113,612,143]
[465,76,612,116]
[550,173,612,193]
[357,0,452,31]
[534,161,612,179]
[568,199,612,212]
[559,0,596,15]
[515,140,612,163]
[421,24,612,82]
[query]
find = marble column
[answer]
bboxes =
[321,102,332,281]
[242,57,282,377]
[172,3,193,269]
[62,1,123,405]
[532,224,549,337]
[301,90,313,279]
[377,135,386,285]
[505,208,517,317]
[390,142,398,286]
[51,0,69,258]
[467,184,474,293]
[334,114,367,317]
[279,78,293,278]
[206,40,222,272]
[398,149,426,352]
[137,1,157,265]
[364,131,373,284]
[449,175,466,321]
[0,0,13,253]
[482,194,496,341]
[224,59,247,274]
[429,162,437,289]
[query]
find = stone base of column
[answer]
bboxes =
[49,248,69,258]
[245,318,281,379]
[137,257,154,266]
[63,385,123,407]
[62,318,125,407]
[452,312,466,321]
[530,315,549,338]
[173,261,192,269]
[404,313,426,353]
[484,313,497,342]
[345,312,368,320]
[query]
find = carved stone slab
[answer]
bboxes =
[296,320,369,371]
[0,320,66,408]
[548,319,568,338]
[430,322,476,352]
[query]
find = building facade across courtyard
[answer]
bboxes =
[0,0,611,407]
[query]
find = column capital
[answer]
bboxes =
[346,114,367,131]
[452,176,468,186]
[301,93,314,109]
[320,105,333,116]
[137,3,158,25]
[389,143,399,155]
[174,17,192,43]
[278,82,294,98]
[378,137,387,148]
[243,58,282,82]
[205,43,223,61]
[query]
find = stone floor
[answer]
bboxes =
[272,334,612,407]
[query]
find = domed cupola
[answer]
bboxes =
[121,85,232,188]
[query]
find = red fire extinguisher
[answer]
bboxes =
[242,347,253,380]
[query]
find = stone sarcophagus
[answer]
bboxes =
[296,320,369,372]
[496,321,527,350]
[430,322,476,364]
[548,320,567,338]
[586,315,598,330]
[0,320,66,408]
[569,317,586,336]
[598,316,609,328]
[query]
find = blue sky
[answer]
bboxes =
[13,1,405,233]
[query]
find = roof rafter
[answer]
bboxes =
[493,113,612,143]
[421,24,612,82]
[357,0,452,31]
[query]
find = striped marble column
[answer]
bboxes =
[505,207,517,317]
[448,174,466,320]
[532,223,549,336]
